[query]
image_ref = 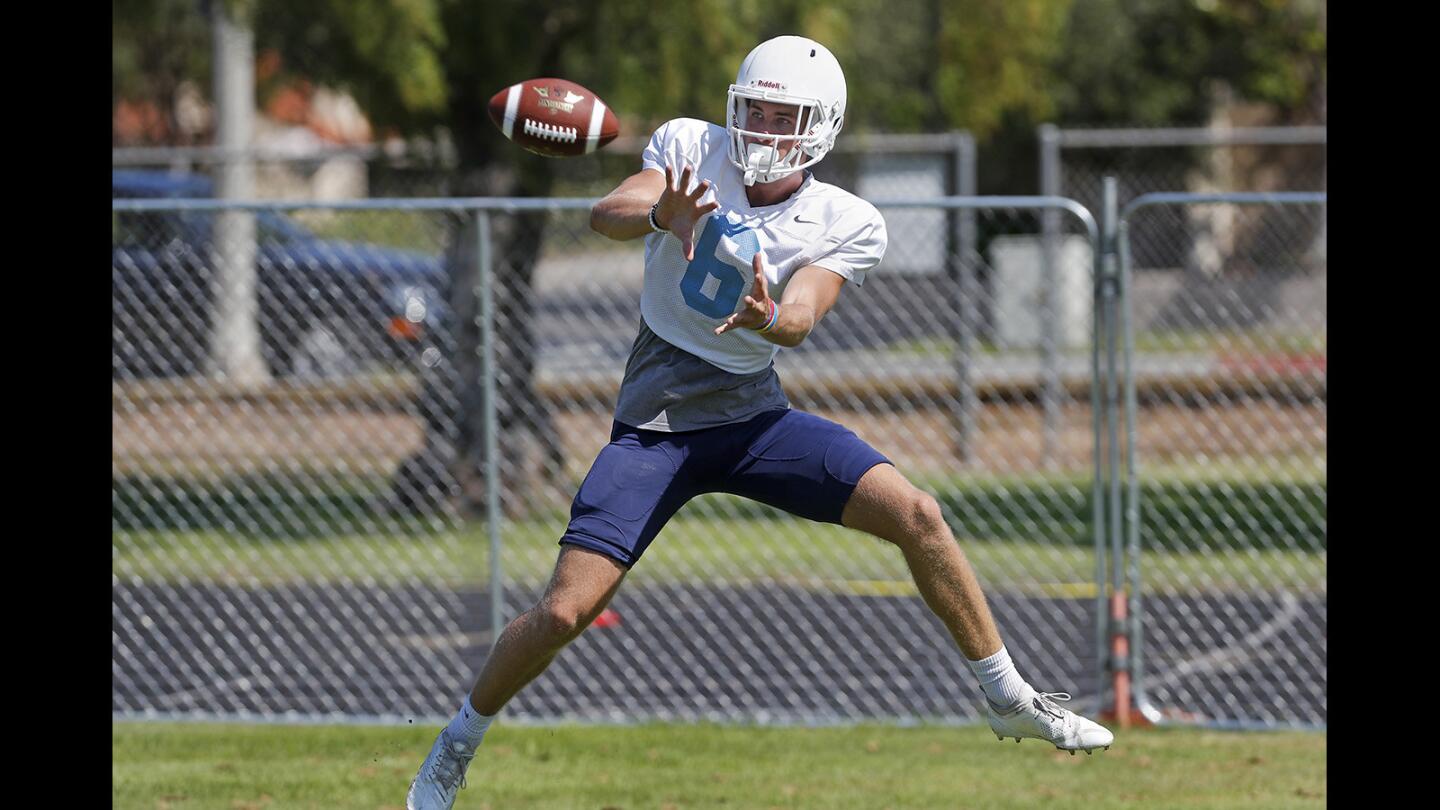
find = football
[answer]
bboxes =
[487,77,620,158]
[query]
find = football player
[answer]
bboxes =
[409,35,1112,810]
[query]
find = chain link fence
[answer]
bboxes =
[112,190,1325,729]
[112,143,458,199]
[112,131,975,202]
[1114,193,1326,729]
[114,196,1111,724]
[1041,125,1326,274]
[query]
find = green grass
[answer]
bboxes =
[112,721,1326,809]
[111,514,1326,595]
[113,464,1326,594]
[288,209,452,253]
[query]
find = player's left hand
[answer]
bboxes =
[715,253,774,335]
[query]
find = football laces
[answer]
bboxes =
[523,119,578,144]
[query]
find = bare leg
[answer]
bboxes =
[841,463,1003,661]
[468,546,627,715]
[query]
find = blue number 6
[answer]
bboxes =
[679,215,759,318]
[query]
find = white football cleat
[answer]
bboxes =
[406,727,477,810]
[986,691,1114,754]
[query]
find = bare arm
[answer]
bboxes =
[589,168,665,241]
[714,259,847,348]
[589,165,720,260]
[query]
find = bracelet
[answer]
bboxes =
[754,300,781,334]
[648,202,666,233]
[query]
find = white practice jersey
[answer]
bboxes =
[639,118,887,375]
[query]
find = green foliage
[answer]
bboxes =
[112,0,1326,166]
[935,1,1073,135]
[1052,0,1326,126]
[112,0,211,113]
[252,0,449,130]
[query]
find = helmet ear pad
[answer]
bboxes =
[799,108,843,161]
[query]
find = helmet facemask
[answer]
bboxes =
[726,87,842,186]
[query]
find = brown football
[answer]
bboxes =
[487,77,620,158]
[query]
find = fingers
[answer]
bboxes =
[714,310,744,335]
[666,163,716,197]
[751,253,769,297]
[715,295,766,336]
[659,164,717,251]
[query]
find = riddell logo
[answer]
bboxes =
[754,80,786,90]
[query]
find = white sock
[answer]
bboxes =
[965,646,1036,708]
[444,696,496,749]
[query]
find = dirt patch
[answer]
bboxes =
[114,396,1325,483]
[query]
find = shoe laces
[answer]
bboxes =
[1031,692,1074,721]
[427,736,473,794]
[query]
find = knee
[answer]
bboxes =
[900,491,950,543]
[534,601,589,643]
[867,488,950,548]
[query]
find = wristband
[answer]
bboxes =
[648,202,666,233]
[754,300,780,334]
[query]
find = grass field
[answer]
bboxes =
[111,514,1325,596]
[112,722,1326,809]
[112,465,1325,594]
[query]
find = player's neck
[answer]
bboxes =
[744,171,806,208]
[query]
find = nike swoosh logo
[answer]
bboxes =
[794,215,818,225]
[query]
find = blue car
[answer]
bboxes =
[112,170,450,379]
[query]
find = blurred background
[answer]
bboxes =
[112,0,1325,734]
[113,0,1326,197]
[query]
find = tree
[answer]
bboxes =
[113,0,212,144]
[1051,0,1325,128]
[111,0,1133,514]
[246,1,790,514]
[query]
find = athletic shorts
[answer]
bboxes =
[559,408,891,568]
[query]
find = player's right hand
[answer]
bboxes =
[656,164,721,261]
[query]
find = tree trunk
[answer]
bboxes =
[390,167,566,519]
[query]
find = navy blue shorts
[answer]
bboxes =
[560,409,891,568]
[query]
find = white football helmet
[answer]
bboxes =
[726,36,847,186]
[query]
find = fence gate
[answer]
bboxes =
[1107,190,1327,730]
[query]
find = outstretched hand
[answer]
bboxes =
[657,164,721,260]
[715,253,774,335]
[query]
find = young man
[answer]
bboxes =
[408,35,1112,810]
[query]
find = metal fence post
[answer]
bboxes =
[1039,124,1063,468]
[1117,214,1155,724]
[1100,177,1130,727]
[951,131,978,462]
[1086,177,1109,718]
[476,209,504,649]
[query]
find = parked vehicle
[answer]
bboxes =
[112,170,449,379]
